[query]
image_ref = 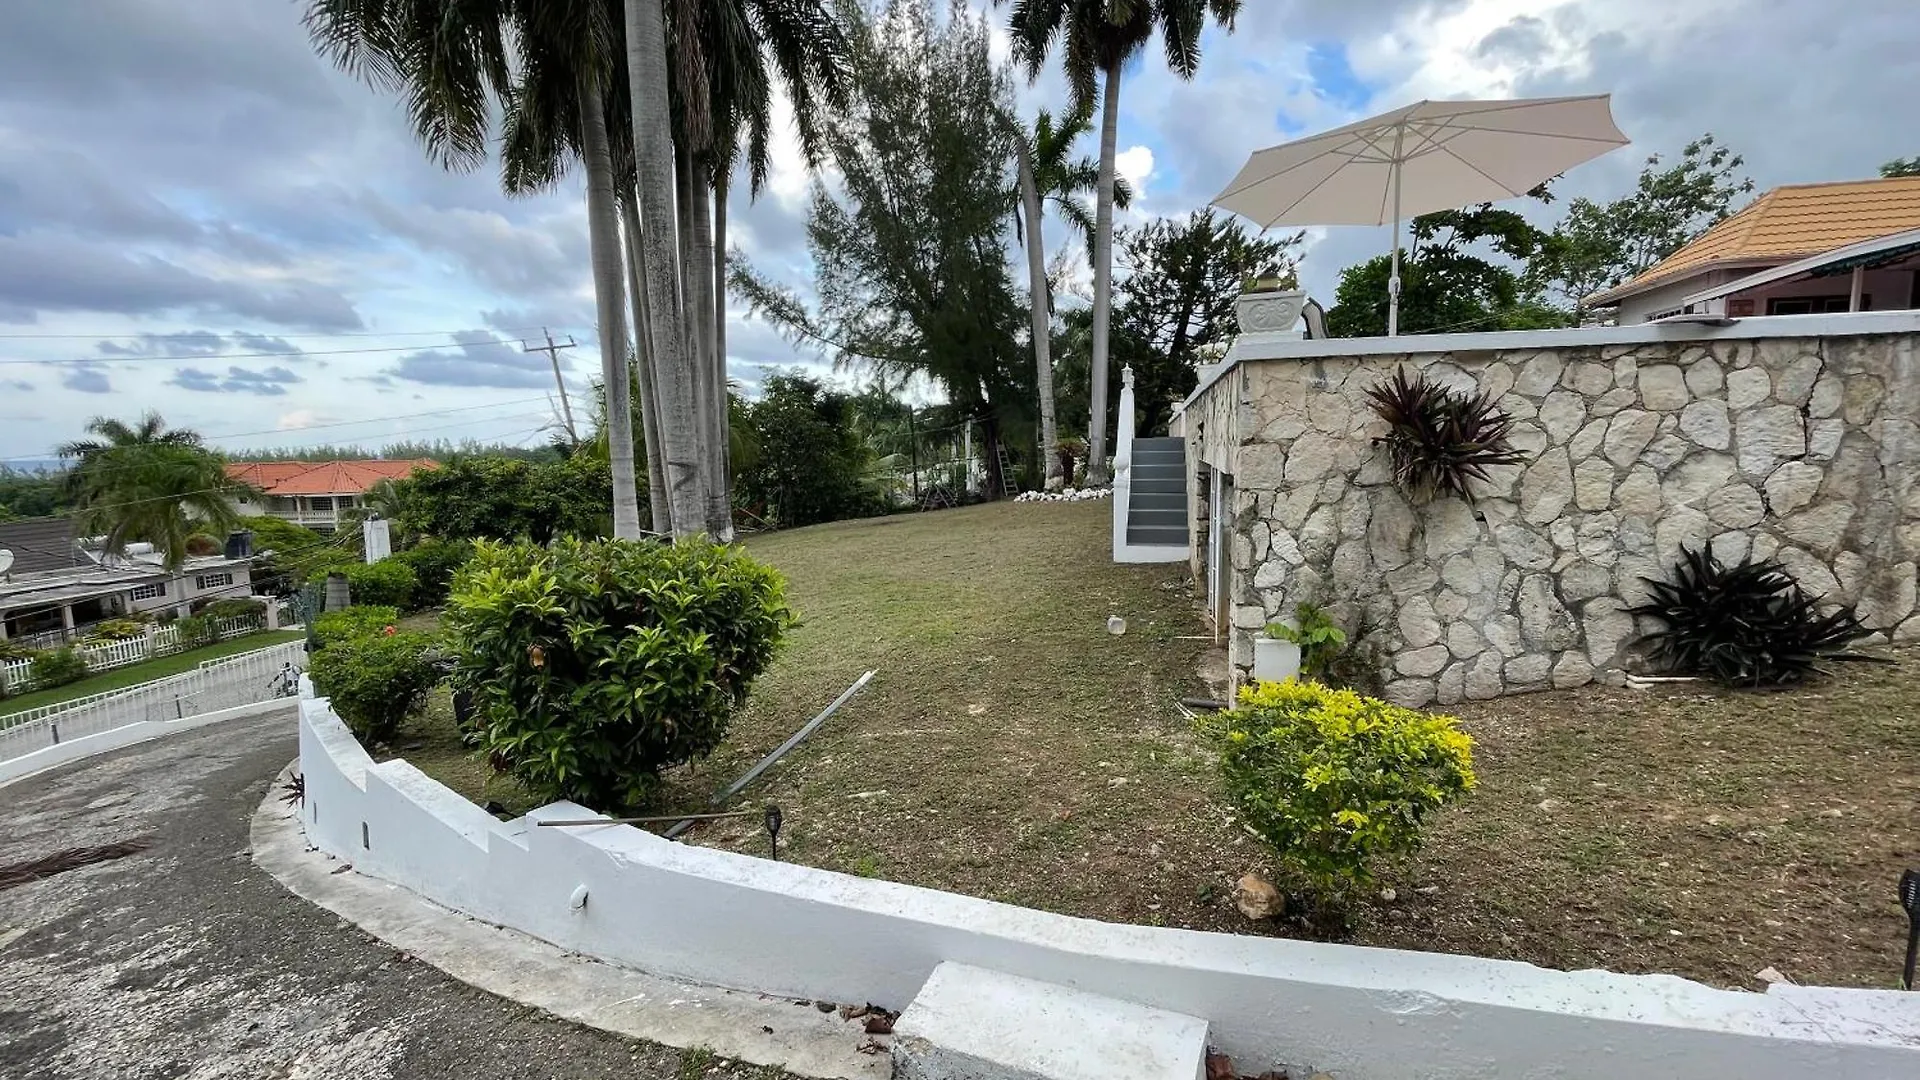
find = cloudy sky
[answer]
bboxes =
[1,0,1915,464]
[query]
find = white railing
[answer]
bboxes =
[0,639,305,761]
[1111,365,1137,561]
[0,614,269,694]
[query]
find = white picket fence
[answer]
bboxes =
[0,640,307,761]
[0,614,267,694]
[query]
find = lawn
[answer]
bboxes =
[387,500,1918,991]
[0,630,306,719]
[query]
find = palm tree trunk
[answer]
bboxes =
[1016,141,1063,491]
[713,171,733,513]
[625,0,709,539]
[1084,59,1122,487]
[622,196,672,535]
[577,75,641,541]
[688,166,731,539]
[675,143,722,537]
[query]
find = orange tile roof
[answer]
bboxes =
[1587,175,1920,305]
[226,459,436,496]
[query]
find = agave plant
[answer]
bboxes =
[1363,368,1527,503]
[1630,544,1875,687]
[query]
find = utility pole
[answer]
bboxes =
[525,329,579,443]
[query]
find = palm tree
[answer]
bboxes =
[1014,106,1131,489]
[1003,0,1241,485]
[59,413,247,572]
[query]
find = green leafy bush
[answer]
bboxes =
[1265,603,1347,681]
[173,613,220,650]
[81,619,149,643]
[313,605,402,647]
[0,640,39,662]
[1199,679,1476,903]
[310,630,443,742]
[447,537,795,809]
[202,597,267,621]
[29,647,90,689]
[313,559,419,611]
[392,538,473,608]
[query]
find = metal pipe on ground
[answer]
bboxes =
[663,669,876,840]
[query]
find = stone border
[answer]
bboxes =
[295,680,1920,1080]
[251,761,888,1079]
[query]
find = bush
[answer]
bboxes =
[312,605,403,646]
[313,559,419,611]
[29,647,90,690]
[81,619,148,643]
[1199,679,1476,903]
[447,537,794,809]
[1265,603,1347,681]
[0,640,39,662]
[202,597,268,621]
[1364,367,1527,503]
[392,538,473,608]
[1629,544,1874,686]
[173,613,220,650]
[310,630,443,743]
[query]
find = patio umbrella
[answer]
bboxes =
[1211,95,1628,335]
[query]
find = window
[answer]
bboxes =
[195,572,234,590]
[130,582,166,601]
[1768,294,1869,315]
[307,496,334,511]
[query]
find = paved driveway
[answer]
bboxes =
[0,710,779,1079]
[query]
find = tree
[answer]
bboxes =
[1003,0,1242,486]
[1881,156,1920,178]
[1537,134,1755,320]
[58,413,248,571]
[0,468,68,521]
[1015,107,1131,489]
[737,372,881,527]
[391,455,613,545]
[732,0,1034,499]
[1111,208,1300,433]
[1327,198,1566,338]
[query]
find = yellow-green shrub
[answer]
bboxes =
[1199,679,1476,901]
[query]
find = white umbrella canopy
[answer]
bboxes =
[1211,95,1629,334]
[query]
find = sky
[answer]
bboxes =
[1,0,1916,464]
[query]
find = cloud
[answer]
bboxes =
[96,330,230,357]
[60,363,112,394]
[2,379,34,393]
[386,330,559,389]
[168,363,303,395]
[1114,146,1156,198]
[276,408,331,430]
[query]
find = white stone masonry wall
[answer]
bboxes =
[1192,332,1920,703]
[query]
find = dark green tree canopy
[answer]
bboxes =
[391,455,615,545]
[1880,156,1920,178]
[737,371,883,528]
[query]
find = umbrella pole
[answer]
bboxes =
[1387,125,1405,337]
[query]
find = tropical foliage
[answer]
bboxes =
[58,412,251,571]
[1199,679,1476,904]
[389,454,613,545]
[737,372,886,528]
[310,629,445,743]
[445,536,793,809]
[313,559,419,611]
[1364,368,1527,503]
[313,605,403,647]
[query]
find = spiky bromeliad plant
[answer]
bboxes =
[1364,367,1528,502]
[1630,544,1875,688]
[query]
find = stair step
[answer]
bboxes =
[1131,491,1186,511]
[1126,526,1190,547]
[1128,508,1187,529]
[1133,478,1186,497]
[893,962,1208,1080]
[1132,437,1185,450]
[1132,450,1185,465]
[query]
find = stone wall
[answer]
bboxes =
[1184,327,1920,704]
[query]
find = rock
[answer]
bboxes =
[1776,355,1823,406]
[1436,661,1466,703]
[1637,364,1690,411]
[1755,966,1793,986]
[1588,386,1638,418]
[1613,354,1639,388]
[1368,493,1416,571]
[1519,575,1578,650]
[1706,483,1765,528]
[1519,446,1574,524]
[1725,366,1772,410]
[1505,653,1550,684]
[1422,499,1483,559]
[1397,596,1443,648]
[1446,621,1485,659]
[1602,410,1659,467]
[1563,360,1613,397]
[1678,400,1731,449]
[1283,432,1342,485]
[1397,644,1451,677]
[1537,798,1567,814]
[1807,372,1844,419]
[1843,374,1887,425]
[1378,886,1398,903]
[1572,456,1614,511]
[1735,405,1807,477]
[1655,506,1713,556]
[1485,615,1524,658]
[1514,352,1565,396]
[1663,452,1735,507]
[1560,561,1613,602]
[1552,652,1594,689]
[1807,418,1844,461]
[1237,444,1287,489]
[1709,530,1751,565]
[1782,504,1855,554]
[1465,652,1504,700]
[1432,590,1468,619]
[1569,417,1609,460]
[1494,522,1555,571]
[1539,390,1588,443]
[1583,598,1637,667]
[1616,467,1664,517]
[1684,357,1725,397]
[1233,873,1284,920]
[1252,560,1288,589]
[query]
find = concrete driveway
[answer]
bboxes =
[0,709,781,1079]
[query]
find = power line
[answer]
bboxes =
[0,325,555,341]
[0,340,551,366]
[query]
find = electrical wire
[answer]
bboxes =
[0,326,555,341]
[0,340,543,366]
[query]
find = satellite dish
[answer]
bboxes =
[0,548,13,576]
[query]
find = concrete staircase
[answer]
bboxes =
[1124,437,1189,549]
[892,962,1209,1080]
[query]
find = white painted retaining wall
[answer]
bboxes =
[0,698,293,788]
[296,685,1920,1080]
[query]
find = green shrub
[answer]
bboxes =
[310,630,443,743]
[312,605,402,647]
[81,619,148,643]
[29,647,90,689]
[0,640,39,662]
[313,559,419,611]
[202,597,268,621]
[392,538,473,608]
[1265,603,1347,681]
[447,537,794,810]
[1199,679,1476,903]
[173,613,220,650]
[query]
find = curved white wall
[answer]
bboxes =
[296,685,1920,1080]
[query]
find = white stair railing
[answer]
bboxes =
[1111,365,1137,561]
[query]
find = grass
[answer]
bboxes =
[0,630,306,719]
[382,500,1919,990]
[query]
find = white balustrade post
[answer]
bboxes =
[1111,366,1137,561]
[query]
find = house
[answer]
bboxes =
[0,518,256,644]
[227,459,433,532]
[1586,176,1920,323]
